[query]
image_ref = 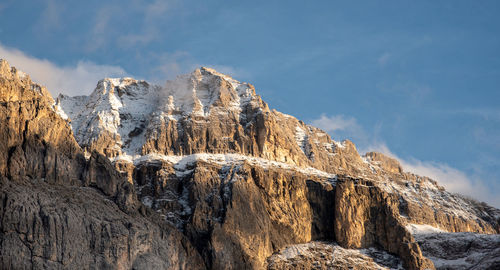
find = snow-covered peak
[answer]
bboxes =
[59,76,160,156]
[93,77,151,99]
[199,67,257,100]
[58,67,265,158]
[157,67,258,117]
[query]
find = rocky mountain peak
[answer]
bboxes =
[0,59,52,104]
[0,59,35,85]
[0,59,24,80]
[95,77,150,96]
[2,59,500,270]
[160,66,260,117]
[0,59,11,78]
[57,67,271,159]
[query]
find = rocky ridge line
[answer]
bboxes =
[1,59,499,269]
[58,64,500,269]
[59,65,500,236]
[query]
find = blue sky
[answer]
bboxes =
[1,0,499,206]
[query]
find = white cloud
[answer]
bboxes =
[0,43,126,96]
[312,113,500,208]
[366,142,500,208]
[311,114,360,133]
[0,43,241,98]
[310,113,369,147]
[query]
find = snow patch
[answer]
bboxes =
[113,152,337,181]
[53,101,69,120]
[158,67,257,119]
[406,223,447,235]
[334,140,346,149]
[270,241,403,270]
[141,196,153,208]
[295,126,307,152]
[15,69,27,79]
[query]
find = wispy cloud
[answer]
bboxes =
[310,113,369,148]
[311,114,360,133]
[145,0,170,15]
[0,43,126,96]
[377,81,431,104]
[88,0,176,51]
[310,112,500,207]
[117,32,158,48]
[377,52,391,66]
[366,142,500,208]
[447,108,500,122]
[132,49,242,83]
[35,0,65,33]
[86,5,114,52]
[1,43,241,97]
[148,51,194,81]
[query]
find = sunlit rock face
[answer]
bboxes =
[0,60,205,269]
[1,59,499,269]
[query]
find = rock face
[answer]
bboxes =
[57,67,369,176]
[1,59,499,269]
[0,180,205,270]
[0,60,85,185]
[334,177,434,270]
[0,60,205,269]
[132,157,334,269]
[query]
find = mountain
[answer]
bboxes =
[1,59,499,270]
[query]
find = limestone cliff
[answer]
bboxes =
[0,59,205,269]
[1,59,499,270]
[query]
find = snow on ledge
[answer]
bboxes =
[406,223,447,235]
[111,152,337,181]
[270,241,404,270]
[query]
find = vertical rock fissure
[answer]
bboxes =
[218,165,235,225]
[305,180,336,240]
[6,147,16,179]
